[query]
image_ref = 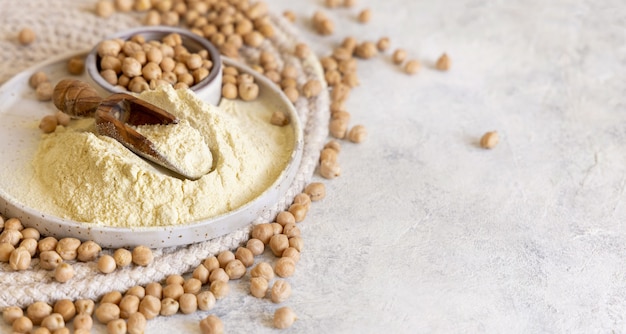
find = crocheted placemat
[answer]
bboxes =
[0,0,329,308]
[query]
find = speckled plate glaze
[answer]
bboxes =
[0,52,303,248]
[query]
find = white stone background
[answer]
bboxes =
[3,0,626,333]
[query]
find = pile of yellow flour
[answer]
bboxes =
[31,86,295,228]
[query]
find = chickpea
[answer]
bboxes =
[55,111,71,126]
[38,237,57,252]
[4,217,22,230]
[179,293,198,314]
[288,203,308,223]
[222,82,238,99]
[269,234,289,257]
[9,246,31,271]
[217,250,235,268]
[392,48,407,65]
[27,301,52,326]
[283,86,299,103]
[480,131,499,149]
[117,294,140,319]
[162,283,184,300]
[249,276,268,298]
[199,315,223,334]
[270,279,292,303]
[73,313,93,331]
[53,299,75,322]
[238,82,259,101]
[98,254,117,274]
[54,262,75,283]
[252,223,274,244]
[17,239,34,258]
[56,238,80,261]
[196,291,216,311]
[74,300,95,316]
[348,124,368,143]
[283,10,296,22]
[320,147,338,163]
[289,236,304,252]
[101,291,122,305]
[243,31,264,47]
[95,302,120,324]
[126,312,146,334]
[67,56,85,75]
[121,57,142,77]
[271,222,283,235]
[125,286,146,299]
[159,298,179,316]
[357,8,372,23]
[246,238,265,256]
[107,318,127,334]
[0,243,14,262]
[293,193,312,210]
[18,28,36,45]
[145,282,163,299]
[38,115,57,133]
[3,306,23,325]
[203,256,220,272]
[141,61,162,81]
[36,82,54,101]
[377,37,391,52]
[331,83,350,103]
[12,316,33,333]
[404,59,420,75]
[112,248,132,267]
[53,328,70,334]
[138,295,160,320]
[75,240,101,262]
[294,43,310,59]
[329,118,347,139]
[98,40,122,58]
[273,307,297,329]
[235,246,254,267]
[436,53,451,71]
[209,280,229,299]
[275,257,296,278]
[224,259,246,280]
[250,262,274,282]
[29,71,48,88]
[41,313,65,331]
[209,267,229,283]
[183,278,202,294]
[282,247,301,263]
[131,245,153,266]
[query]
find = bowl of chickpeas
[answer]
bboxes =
[86,26,222,106]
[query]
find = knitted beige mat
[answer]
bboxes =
[0,1,329,308]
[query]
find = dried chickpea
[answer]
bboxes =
[0,243,14,262]
[271,222,283,235]
[36,82,54,101]
[3,306,23,325]
[179,293,198,314]
[74,300,95,316]
[392,48,407,64]
[95,302,120,324]
[325,70,342,86]
[19,227,38,240]
[183,278,202,294]
[329,118,348,139]
[289,236,304,252]
[192,265,209,285]
[348,124,368,143]
[29,71,48,88]
[217,250,235,268]
[288,203,307,223]
[41,313,65,331]
[320,147,338,163]
[196,291,216,311]
[209,280,229,299]
[118,294,140,319]
[27,301,52,326]
[56,238,81,261]
[283,86,299,103]
[12,316,33,333]
[320,56,338,71]
[54,262,75,283]
[246,238,265,256]
[250,262,274,281]
[331,83,350,103]
[325,0,341,7]
[238,82,259,101]
[199,315,223,334]
[269,234,289,257]
[282,223,301,238]
[404,59,420,75]
[243,31,264,47]
[113,248,132,267]
[163,283,184,301]
[252,223,274,244]
[138,295,160,320]
[357,8,372,23]
[377,37,391,52]
[9,246,31,271]
[436,53,451,71]
[355,41,378,59]
[283,10,296,23]
[101,291,123,305]
[39,250,62,270]
[302,79,322,98]
[249,276,268,298]
[33,326,52,334]
[480,131,499,149]
[282,247,301,263]
[305,182,326,201]
[122,57,142,77]
[270,111,289,126]
[76,240,101,262]
[224,259,246,279]
[235,247,254,267]
[38,237,57,252]
[320,159,341,179]
[166,274,184,286]
[203,256,220,272]
[95,0,115,18]
[145,282,163,299]
[270,280,292,303]
[39,115,57,133]
[55,111,71,127]
[67,56,85,75]
[126,312,146,334]
[18,28,36,45]
[53,328,70,334]
[343,72,360,87]
[20,238,37,257]
[98,40,122,57]
[98,254,117,274]
[53,299,75,322]
[222,82,238,99]
[107,318,127,334]
[159,298,179,316]
[293,193,312,210]
[273,307,297,329]
[276,211,296,226]
[131,245,153,266]
[73,314,93,331]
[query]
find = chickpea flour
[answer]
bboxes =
[27,85,295,227]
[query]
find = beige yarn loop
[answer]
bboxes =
[0,3,329,308]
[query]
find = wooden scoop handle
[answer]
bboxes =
[52,79,103,118]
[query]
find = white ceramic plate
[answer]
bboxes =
[0,52,303,248]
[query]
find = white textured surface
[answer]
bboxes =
[3,0,626,333]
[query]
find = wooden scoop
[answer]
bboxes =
[52,79,206,180]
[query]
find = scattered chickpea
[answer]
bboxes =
[56,238,81,261]
[249,276,269,298]
[74,300,95,316]
[357,8,372,23]
[282,247,301,263]
[95,0,115,18]
[271,222,283,235]
[67,56,85,75]
[304,182,326,201]
[98,254,117,274]
[162,283,184,301]
[217,250,235,268]
[294,43,310,59]
[344,0,357,7]
[73,313,94,331]
[138,295,161,320]
[39,115,57,133]
[404,59,420,75]
[29,71,48,89]
[76,240,101,262]
[55,111,71,127]
[276,211,296,226]
[118,294,140,319]
[27,301,52,326]
[238,82,259,101]
[196,291,216,311]
[178,293,198,314]
[436,53,451,71]
[252,223,275,244]
[9,246,31,271]
[480,131,499,149]
[250,262,274,282]
[183,278,202,294]
[273,306,297,329]
[107,318,127,334]
[131,245,153,266]
[283,86,299,103]
[392,48,407,65]
[40,313,65,331]
[269,234,289,257]
[36,82,54,101]
[113,248,132,267]
[348,124,368,143]
[12,316,33,333]
[127,311,147,334]
[235,246,254,267]
[0,243,14,262]
[54,262,75,283]
[18,28,36,45]
[320,159,341,179]
[20,238,37,257]
[377,37,391,52]
[53,299,76,322]
[246,238,265,256]
[145,282,163,299]
[270,279,292,303]
[192,265,210,285]
[2,306,23,325]
[199,314,224,334]
[355,41,378,59]
[283,10,296,23]
[101,291,123,305]
[203,256,220,272]
[209,280,230,299]
[293,193,312,210]
[224,259,246,279]
[282,223,301,238]
[270,111,289,126]
[302,79,322,98]
[159,298,179,316]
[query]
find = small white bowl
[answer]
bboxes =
[86,26,222,106]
